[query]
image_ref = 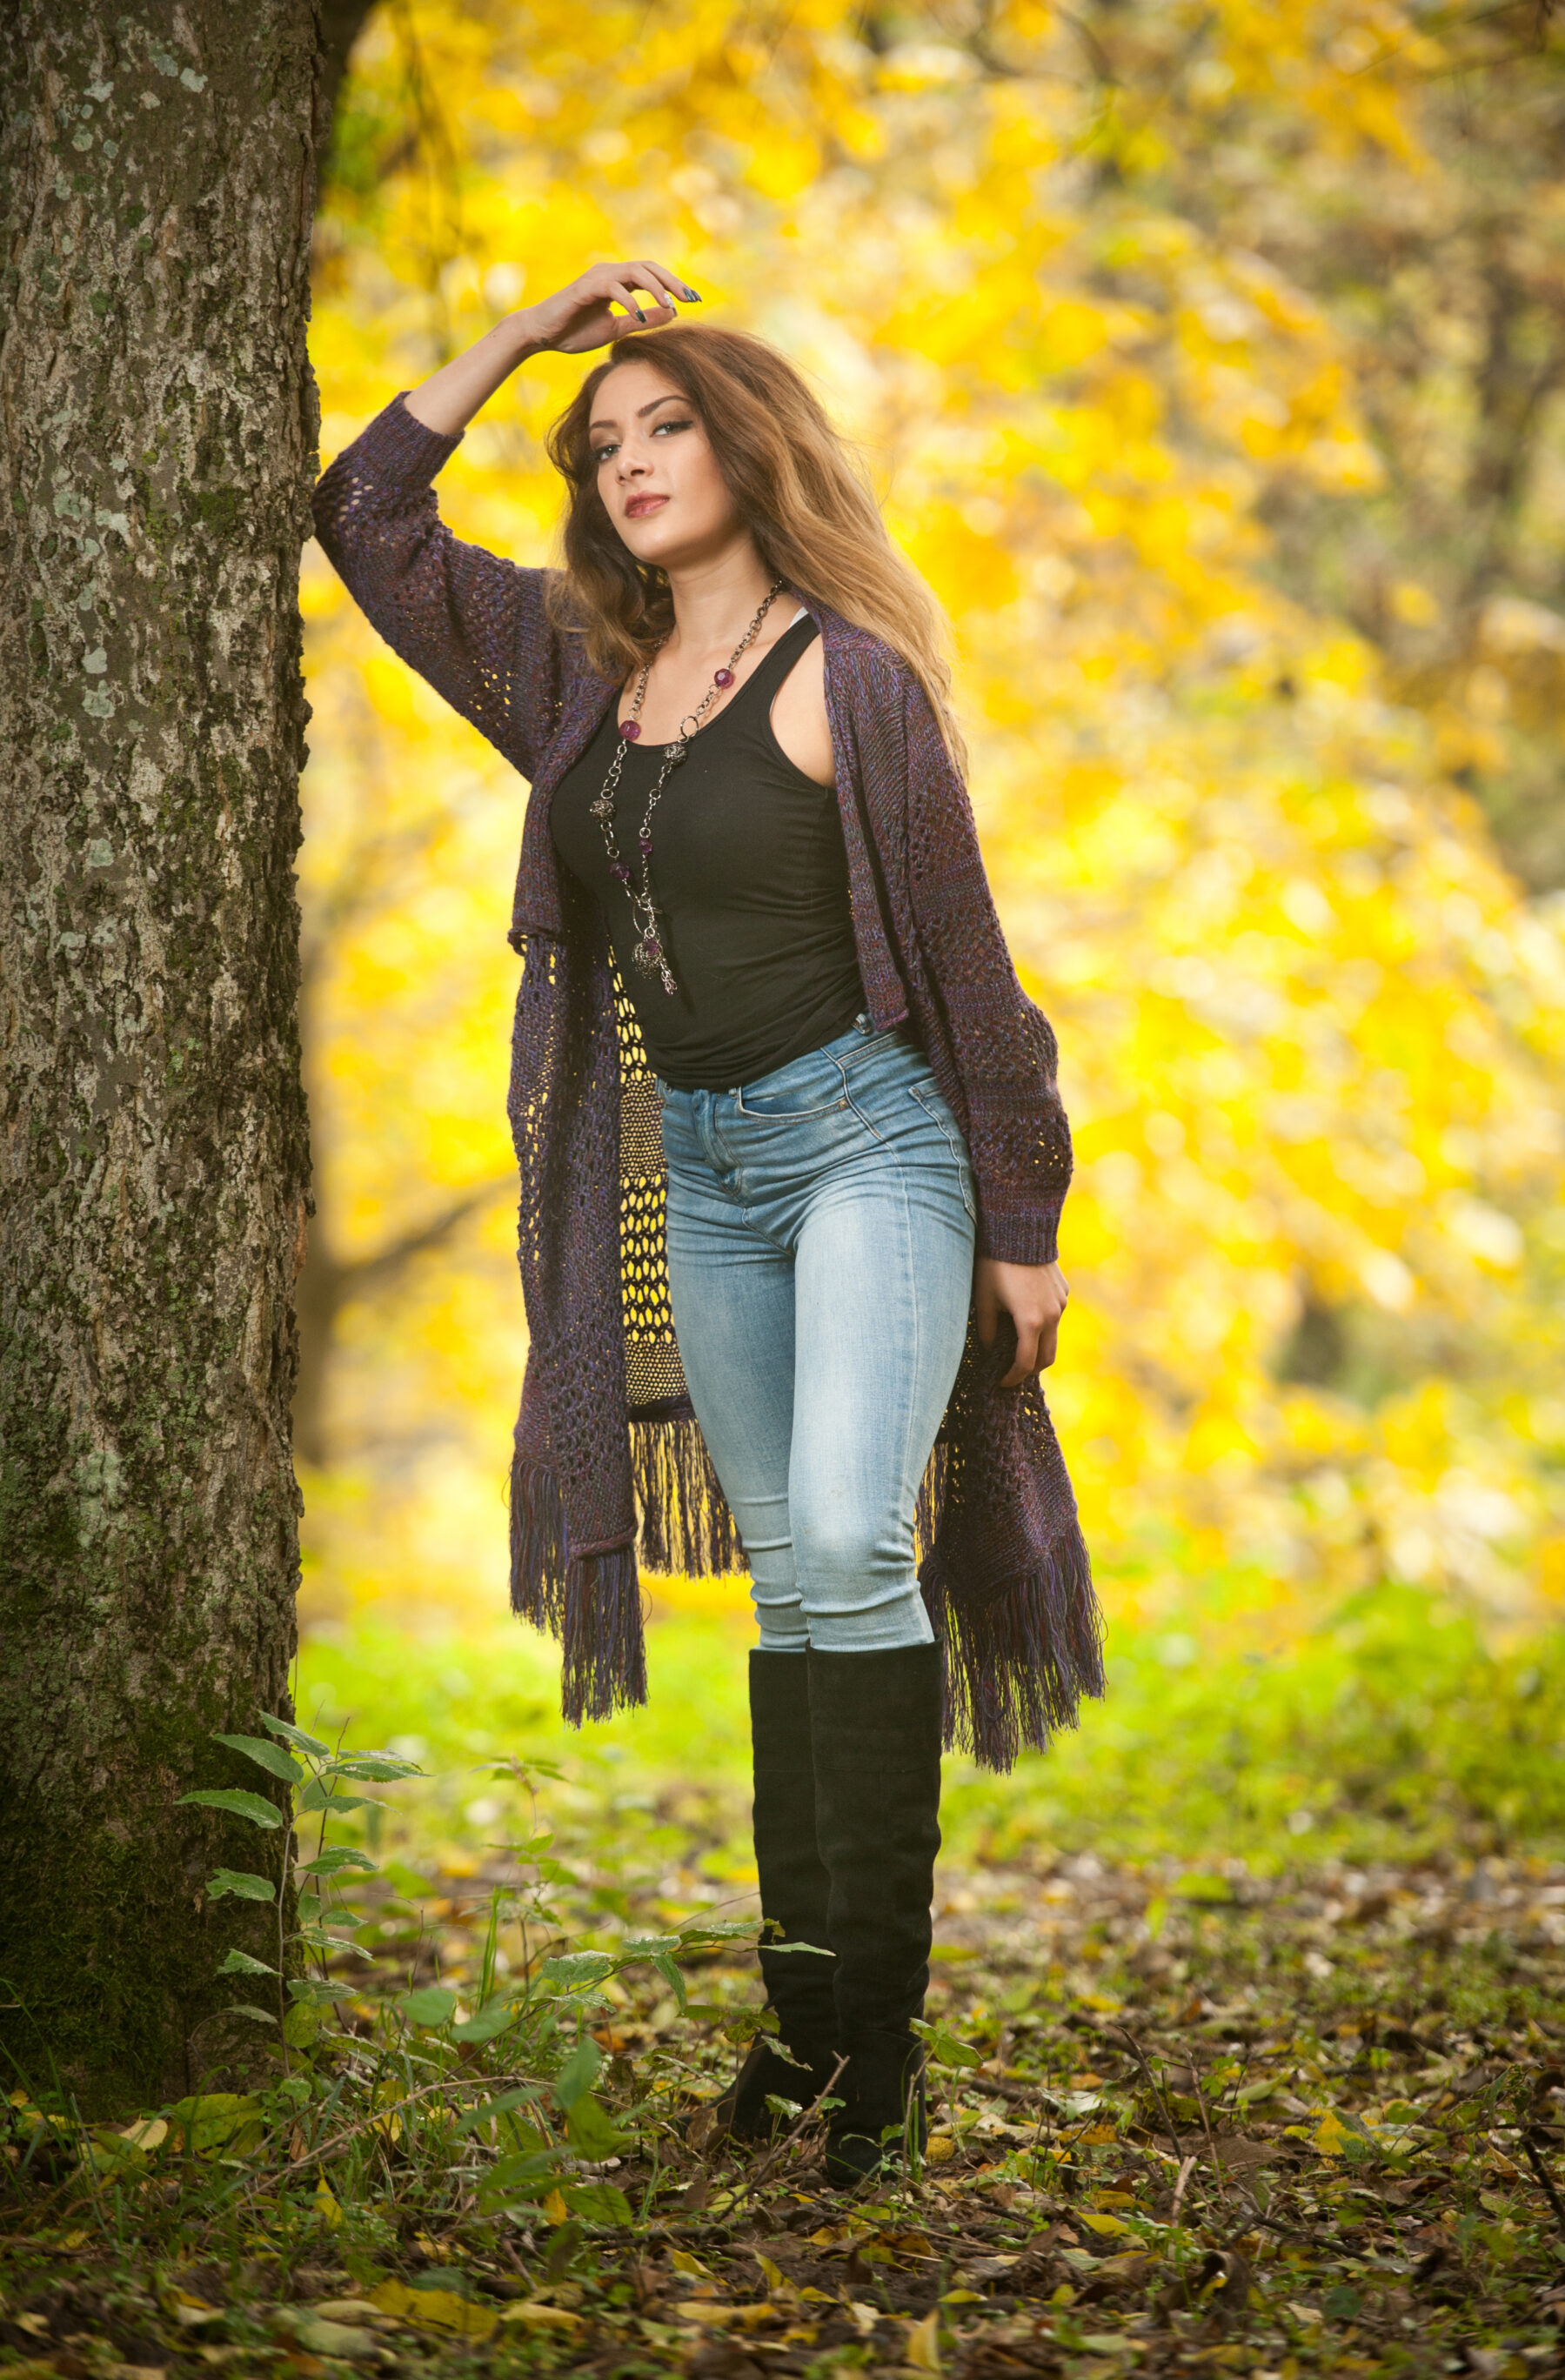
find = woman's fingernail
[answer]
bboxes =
[684,287,701,301]
[634,308,646,323]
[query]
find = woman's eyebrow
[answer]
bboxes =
[588,393,686,432]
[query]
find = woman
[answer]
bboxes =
[313,261,1100,2186]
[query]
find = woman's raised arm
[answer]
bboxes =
[312,262,696,776]
[403,260,698,436]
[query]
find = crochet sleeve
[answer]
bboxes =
[899,674,1073,1267]
[311,393,562,781]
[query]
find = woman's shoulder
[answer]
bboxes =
[806,602,925,709]
[806,604,957,793]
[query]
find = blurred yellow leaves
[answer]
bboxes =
[303,0,1565,1641]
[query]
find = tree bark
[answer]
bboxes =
[0,0,320,2109]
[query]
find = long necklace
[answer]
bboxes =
[591,578,786,995]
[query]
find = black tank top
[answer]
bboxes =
[551,615,866,1092]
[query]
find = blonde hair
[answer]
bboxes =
[544,323,965,769]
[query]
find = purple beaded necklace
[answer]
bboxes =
[590,578,786,994]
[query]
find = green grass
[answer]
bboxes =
[296,1581,1565,1875]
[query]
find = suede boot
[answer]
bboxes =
[807,1641,943,2186]
[712,1651,840,2142]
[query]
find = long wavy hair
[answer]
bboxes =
[544,323,965,768]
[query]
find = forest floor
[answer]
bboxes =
[3,1595,1565,2380]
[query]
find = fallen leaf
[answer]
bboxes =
[906,2308,943,2372]
[1093,2251,1154,2284]
[166,2093,264,2157]
[1214,2138,1285,2172]
[367,2282,497,2343]
[498,2303,583,2331]
[291,2320,376,2361]
[170,2297,225,2331]
[1310,2110,1354,2157]
[881,2228,937,2259]
[686,2102,722,2153]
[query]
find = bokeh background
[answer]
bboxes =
[297,0,1565,1863]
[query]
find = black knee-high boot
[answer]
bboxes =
[807,1641,943,2186]
[714,1651,840,2141]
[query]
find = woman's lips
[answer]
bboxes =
[624,494,668,518]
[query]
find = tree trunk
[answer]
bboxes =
[0,0,321,2110]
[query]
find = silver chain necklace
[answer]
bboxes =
[591,578,786,995]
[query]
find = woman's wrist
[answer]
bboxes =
[497,308,549,362]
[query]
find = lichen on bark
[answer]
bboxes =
[0,0,322,2110]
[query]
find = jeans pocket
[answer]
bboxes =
[909,1084,977,1221]
[733,1066,849,1120]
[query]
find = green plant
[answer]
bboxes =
[178,1714,423,2044]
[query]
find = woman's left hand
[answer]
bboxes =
[975,1258,1069,1387]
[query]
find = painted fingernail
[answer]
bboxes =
[634,308,646,323]
[684,287,701,301]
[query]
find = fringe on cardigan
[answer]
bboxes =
[510,1406,741,1728]
[512,1410,1101,1770]
[920,1530,1104,1772]
[508,1454,648,1725]
[629,1408,748,1580]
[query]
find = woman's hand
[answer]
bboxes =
[522,260,695,355]
[975,1258,1069,1387]
[405,260,699,437]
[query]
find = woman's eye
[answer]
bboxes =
[652,416,692,436]
[592,444,618,465]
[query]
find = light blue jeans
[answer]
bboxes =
[659,1018,978,1653]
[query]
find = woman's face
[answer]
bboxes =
[589,359,742,572]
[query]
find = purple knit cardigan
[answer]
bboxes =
[313,395,1102,1770]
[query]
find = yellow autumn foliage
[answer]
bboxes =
[300,0,1565,1646]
